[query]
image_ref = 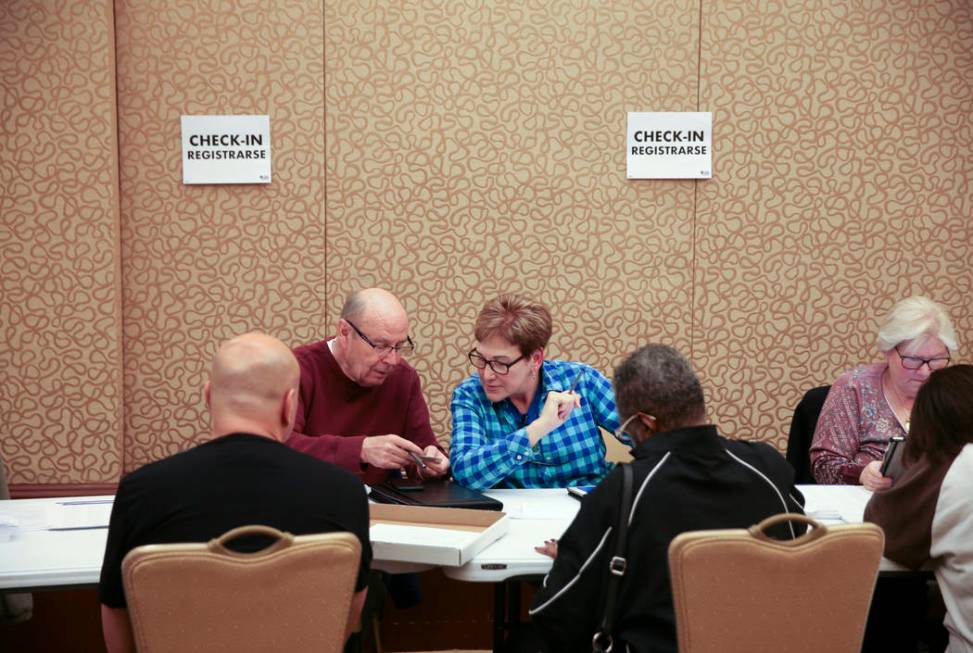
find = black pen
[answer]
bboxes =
[567,368,587,393]
[408,451,429,469]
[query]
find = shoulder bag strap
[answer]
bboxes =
[593,463,634,653]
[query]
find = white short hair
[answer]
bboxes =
[876,295,958,353]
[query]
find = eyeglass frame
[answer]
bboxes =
[345,319,415,356]
[894,345,950,371]
[613,412,656,441]
[468,349,527,375]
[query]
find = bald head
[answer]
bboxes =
[340,288,408,331]
[334,288,411,387]
[206,332,300,440]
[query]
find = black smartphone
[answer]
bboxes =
[567,485,596,501]
[880,435,906,479]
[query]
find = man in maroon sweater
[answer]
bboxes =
[286,288,449,484]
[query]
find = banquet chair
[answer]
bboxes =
[123,525,360,653]
[785,385,830,483]
[669,513,883,653]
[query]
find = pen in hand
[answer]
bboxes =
[549,368,586,422]
[567,368,587,393]
[408,451,429,470]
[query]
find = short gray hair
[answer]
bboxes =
[613,344,705,430]
[876,296,958,353]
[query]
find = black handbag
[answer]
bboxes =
[592,463,634,653]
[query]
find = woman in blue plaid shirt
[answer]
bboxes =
[450,295,624,490]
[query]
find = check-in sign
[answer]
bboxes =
[181,115,271,184]
[627,112,712,179]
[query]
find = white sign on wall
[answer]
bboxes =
[626,112,712,179]
[181,115,271,184]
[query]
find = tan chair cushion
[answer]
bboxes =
[669,513,884,653]
[123,526,360,653]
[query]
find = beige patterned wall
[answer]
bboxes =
[324,0,702,445]
[114,0,326,470]
[1,1,123,488]
[695,1,973,450]
[2,0,971,487]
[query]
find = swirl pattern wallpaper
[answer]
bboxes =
[1,1,123,488]
[2,0,971,491]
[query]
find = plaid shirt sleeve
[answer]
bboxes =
[450,377,538,490]
[581,364,626,443]
[532,363,620,487]
[451,362,624,490]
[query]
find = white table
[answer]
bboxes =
[0,495,114,591]
[442,484,905,582]
[0,495,431,591]
[0,484,902,592]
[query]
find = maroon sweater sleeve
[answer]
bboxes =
[863,455,950,570]
[285,345,366,472]
[284,430,366,472]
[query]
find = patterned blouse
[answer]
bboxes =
[810,363,907,484]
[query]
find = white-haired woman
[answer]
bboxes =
[810,296,957,490]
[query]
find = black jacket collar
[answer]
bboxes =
[631,424,723,459]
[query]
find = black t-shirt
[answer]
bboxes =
[99,433,372,608]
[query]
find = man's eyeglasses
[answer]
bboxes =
[613,412,654,441]
[613,414,638,440]
[894,345,950,371]
[468,350,525,375]
[346,320,415,356]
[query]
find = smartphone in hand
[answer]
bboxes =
[880,435,906,479]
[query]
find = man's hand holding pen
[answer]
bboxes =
[410,447,450,479]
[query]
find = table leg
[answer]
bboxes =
[507,579,521,629]
[493,581,507,653]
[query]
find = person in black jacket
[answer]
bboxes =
[99,333,372,653]
[526,343,805,653]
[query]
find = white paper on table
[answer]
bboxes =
[0,504,45,532]
[806,510,846,523]
[46,500,114,530]
[370,523,478,549]
[485,493,580,521]
[0,513,18,541]
[801,485,873,524]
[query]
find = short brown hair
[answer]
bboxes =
[474,294,553,356]
[905,364,973,465]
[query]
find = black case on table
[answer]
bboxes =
[368,479,503,511]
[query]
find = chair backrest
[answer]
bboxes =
[786,385,831,484]
[123,525,361,653]
[669,513,884,653]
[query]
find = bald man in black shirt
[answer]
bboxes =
[99,332,371,653]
